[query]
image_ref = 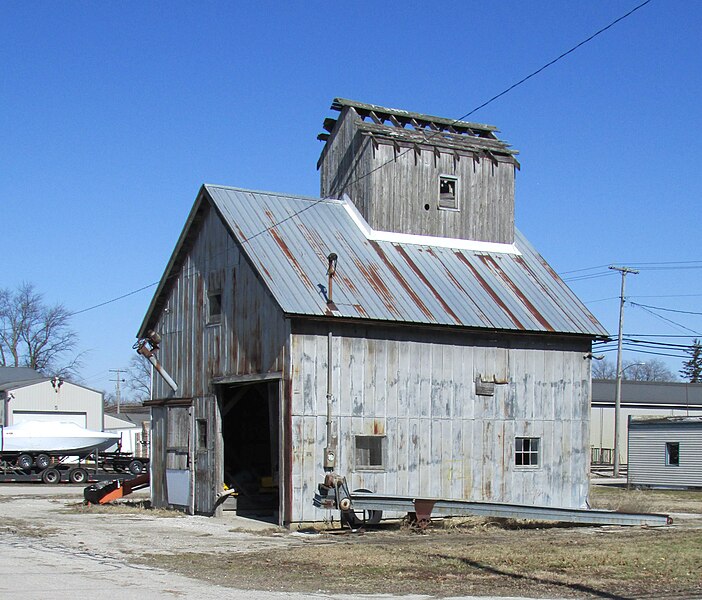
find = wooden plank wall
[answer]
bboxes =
[290,325,591,523]
[319,106,515,244]
[150,200,288,401]
[368,145,514,243]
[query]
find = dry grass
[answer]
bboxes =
[65,499,183,517]
[144,524,702,599]
[590,485,702,514]
[141,487,702,599]
[0,517,57,538]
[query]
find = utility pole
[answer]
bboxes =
[609,265,639,477]
[109,368,126,414]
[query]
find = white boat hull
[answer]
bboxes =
[1,421,120,455]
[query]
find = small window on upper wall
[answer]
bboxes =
[208,290,222,324]
[665,442,680,466]
[438,175,459,210]
[197,419,208,450]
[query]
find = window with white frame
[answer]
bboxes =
[515,437,540,467]
[438,175,459,210]
[354,435,385,470]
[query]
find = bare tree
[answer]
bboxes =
[592,358,617,379]
[126,354,152,402]
[0,283,82,377]
[592,357,676,382]
[625,359,676,382]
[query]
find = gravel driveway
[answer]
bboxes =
[0,484,552,600]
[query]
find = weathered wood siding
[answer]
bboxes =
[290,323,591,523]
[148,198,290,511]
[319,106,515,243]
[628,420,702,487]
[150,199,289,400]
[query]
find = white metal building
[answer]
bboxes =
[590,380,702,466]
[0,367,104,431]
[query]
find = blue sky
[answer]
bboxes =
[2,1,700,395]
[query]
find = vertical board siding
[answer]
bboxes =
[148,199,289,510]
[629,421,702,487]
[150,200,288,401]
[290,327,591,522]
[319,107,515,244]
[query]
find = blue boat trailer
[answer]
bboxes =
[313,474,672,529]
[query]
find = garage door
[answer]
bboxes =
[12,411,88,428]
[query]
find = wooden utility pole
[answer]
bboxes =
[109,368,126,414]
[609,265,639,477]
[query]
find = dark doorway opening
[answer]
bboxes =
[220,381,279,521]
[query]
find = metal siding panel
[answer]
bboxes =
[202,185,607,337]
[629,420,702,487]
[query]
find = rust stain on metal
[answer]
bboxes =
[536,253,564,284]
[265,216,315,290]
[339,274,359,295]
[352,304,368,318]
[373,420,385,435]
[454,252,525,329]
[478,255,553,331]
[515,255,602,331]
[257,260,272,280]
[350,255,402,318]
[232,223,248,243]
[426,248,493,325]
[298,222,330,261]
[369,241,435,322]
[394,246,462,325]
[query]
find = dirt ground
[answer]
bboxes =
[0,483,701,599]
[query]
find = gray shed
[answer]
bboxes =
[628,416,702,488]
[138,98,607,524]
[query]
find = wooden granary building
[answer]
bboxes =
[138,98,608,524]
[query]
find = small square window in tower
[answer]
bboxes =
[438,175,458,210]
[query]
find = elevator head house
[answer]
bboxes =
[137,98,608,524]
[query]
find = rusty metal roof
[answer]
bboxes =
[204,184,607,337]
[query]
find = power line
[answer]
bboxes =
[344,0,653,189]
[563,272,617,283]
[62,3,655,320]
[559,264,611,275]
[630,302,702,316]
[631,293,702,299]
[70,282,159,317]
[633,304,701,336]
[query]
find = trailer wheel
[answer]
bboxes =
[69,468,88,484]
[41,468,61,485]
[341,488,383,528]
[128,460,144,475]
[16,454,33,470]
[35,454,51,470]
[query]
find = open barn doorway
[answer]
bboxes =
[219,381,280,522]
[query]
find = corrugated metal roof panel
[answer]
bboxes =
[205,185,608,337]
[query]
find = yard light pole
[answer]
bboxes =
[609,265,639,478]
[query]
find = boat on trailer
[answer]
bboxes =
[1,421,120,455]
